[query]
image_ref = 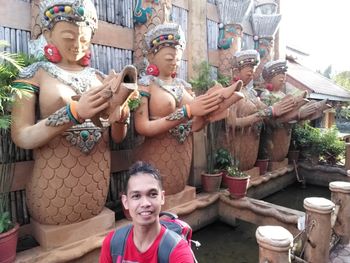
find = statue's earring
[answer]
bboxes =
[146,64,159,76]
[266,83,273,91]
[44,44,62,63]
[171,72,177,78]
[79,51,91,67]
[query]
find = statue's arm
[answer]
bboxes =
[11,80,73,149]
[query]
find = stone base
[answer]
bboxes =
[269,158,288,172]
[162,185,196,211]
[244,166,260,179]
[31,207,115,250]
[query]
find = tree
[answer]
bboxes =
[334,71,350,91]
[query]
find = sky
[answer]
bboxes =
[281,0,350,75]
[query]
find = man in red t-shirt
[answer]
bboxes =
[99,161,194,263]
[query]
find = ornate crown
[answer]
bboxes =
[40,0,98,33]
[232,49,260,69]
[262,60,288,81]
[144,23,186,54]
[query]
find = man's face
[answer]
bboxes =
[238,66,255,85]
[122,173,164,227]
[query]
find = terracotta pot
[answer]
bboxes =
[287,150,300,164]
[255,159,269,175]
[225,175,250,199]
[221,170,229,188]
[201,172,222,193]
[0,223,19,263]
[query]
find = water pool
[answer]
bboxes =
[192,183,330,262]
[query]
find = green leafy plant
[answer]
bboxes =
[214,148,233,171]
[189,61,215,93]
[0,41,37,233]
[319,126,345,165]
[0,41,39,129]
[226,165,247,178]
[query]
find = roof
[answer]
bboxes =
[286,60,350,102]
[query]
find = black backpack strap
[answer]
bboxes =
[110,224,132,263]
[158,229,182,263]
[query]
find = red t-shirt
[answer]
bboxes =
[99,225,194,263]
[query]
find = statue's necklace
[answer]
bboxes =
[20,61,97,94]
[154,77,183,103]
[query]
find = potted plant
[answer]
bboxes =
[225,163,250,199]
[0,42,21,263]
[190,62,225,193]
[201,123,224,193]
[255,127,269,175]
[213,148,233,187]
[0,42,36,262]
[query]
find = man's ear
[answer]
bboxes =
[122,194,128,210]
[160,190,165,206]
[147,53,155,64]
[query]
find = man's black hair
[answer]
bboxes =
[124,161,163,193]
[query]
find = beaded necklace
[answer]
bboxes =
[19,61,98,94]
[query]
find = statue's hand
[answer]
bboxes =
[272,94,295,117]
[299,99,331,120]
[75,84,110,120]
[188,92,220,116]
[206,80,244,122]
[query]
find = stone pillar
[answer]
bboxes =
[303,197,335,263]
[329,181,350,244]
[256,225,293,263]
[133,0,172,75]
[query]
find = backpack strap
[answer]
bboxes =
[110,224,132,263]
[158,228,182,263]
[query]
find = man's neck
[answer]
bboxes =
[133,222,162,253]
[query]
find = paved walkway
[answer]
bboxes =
[330,243,350,263]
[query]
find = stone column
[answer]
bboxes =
[216,0,253,78]
[188,0,208,187]
[256,225,293,263]
[303,197,335,263]
[329,181,350,244]
[133,0,172,75]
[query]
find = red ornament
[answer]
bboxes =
[79,51,91,66]
[146,64,159,76]
[266,83,273,91]
[231,76,240,84]
[171,72,177,78]
[44,44,62,63]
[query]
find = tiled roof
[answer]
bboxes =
[287,61,350,101]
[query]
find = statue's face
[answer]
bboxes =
[44,21,92,65]
[270,73,286,91]
[238,66,255,85]
[149,46,183,78]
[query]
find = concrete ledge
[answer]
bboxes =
[298,162,350,187]
[31,208,115,250]
[248,166,296,199]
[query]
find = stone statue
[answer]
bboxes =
[10,0,134,225]
[228,50,295,171]
[133,23,243,195]
[260,59,331,162]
